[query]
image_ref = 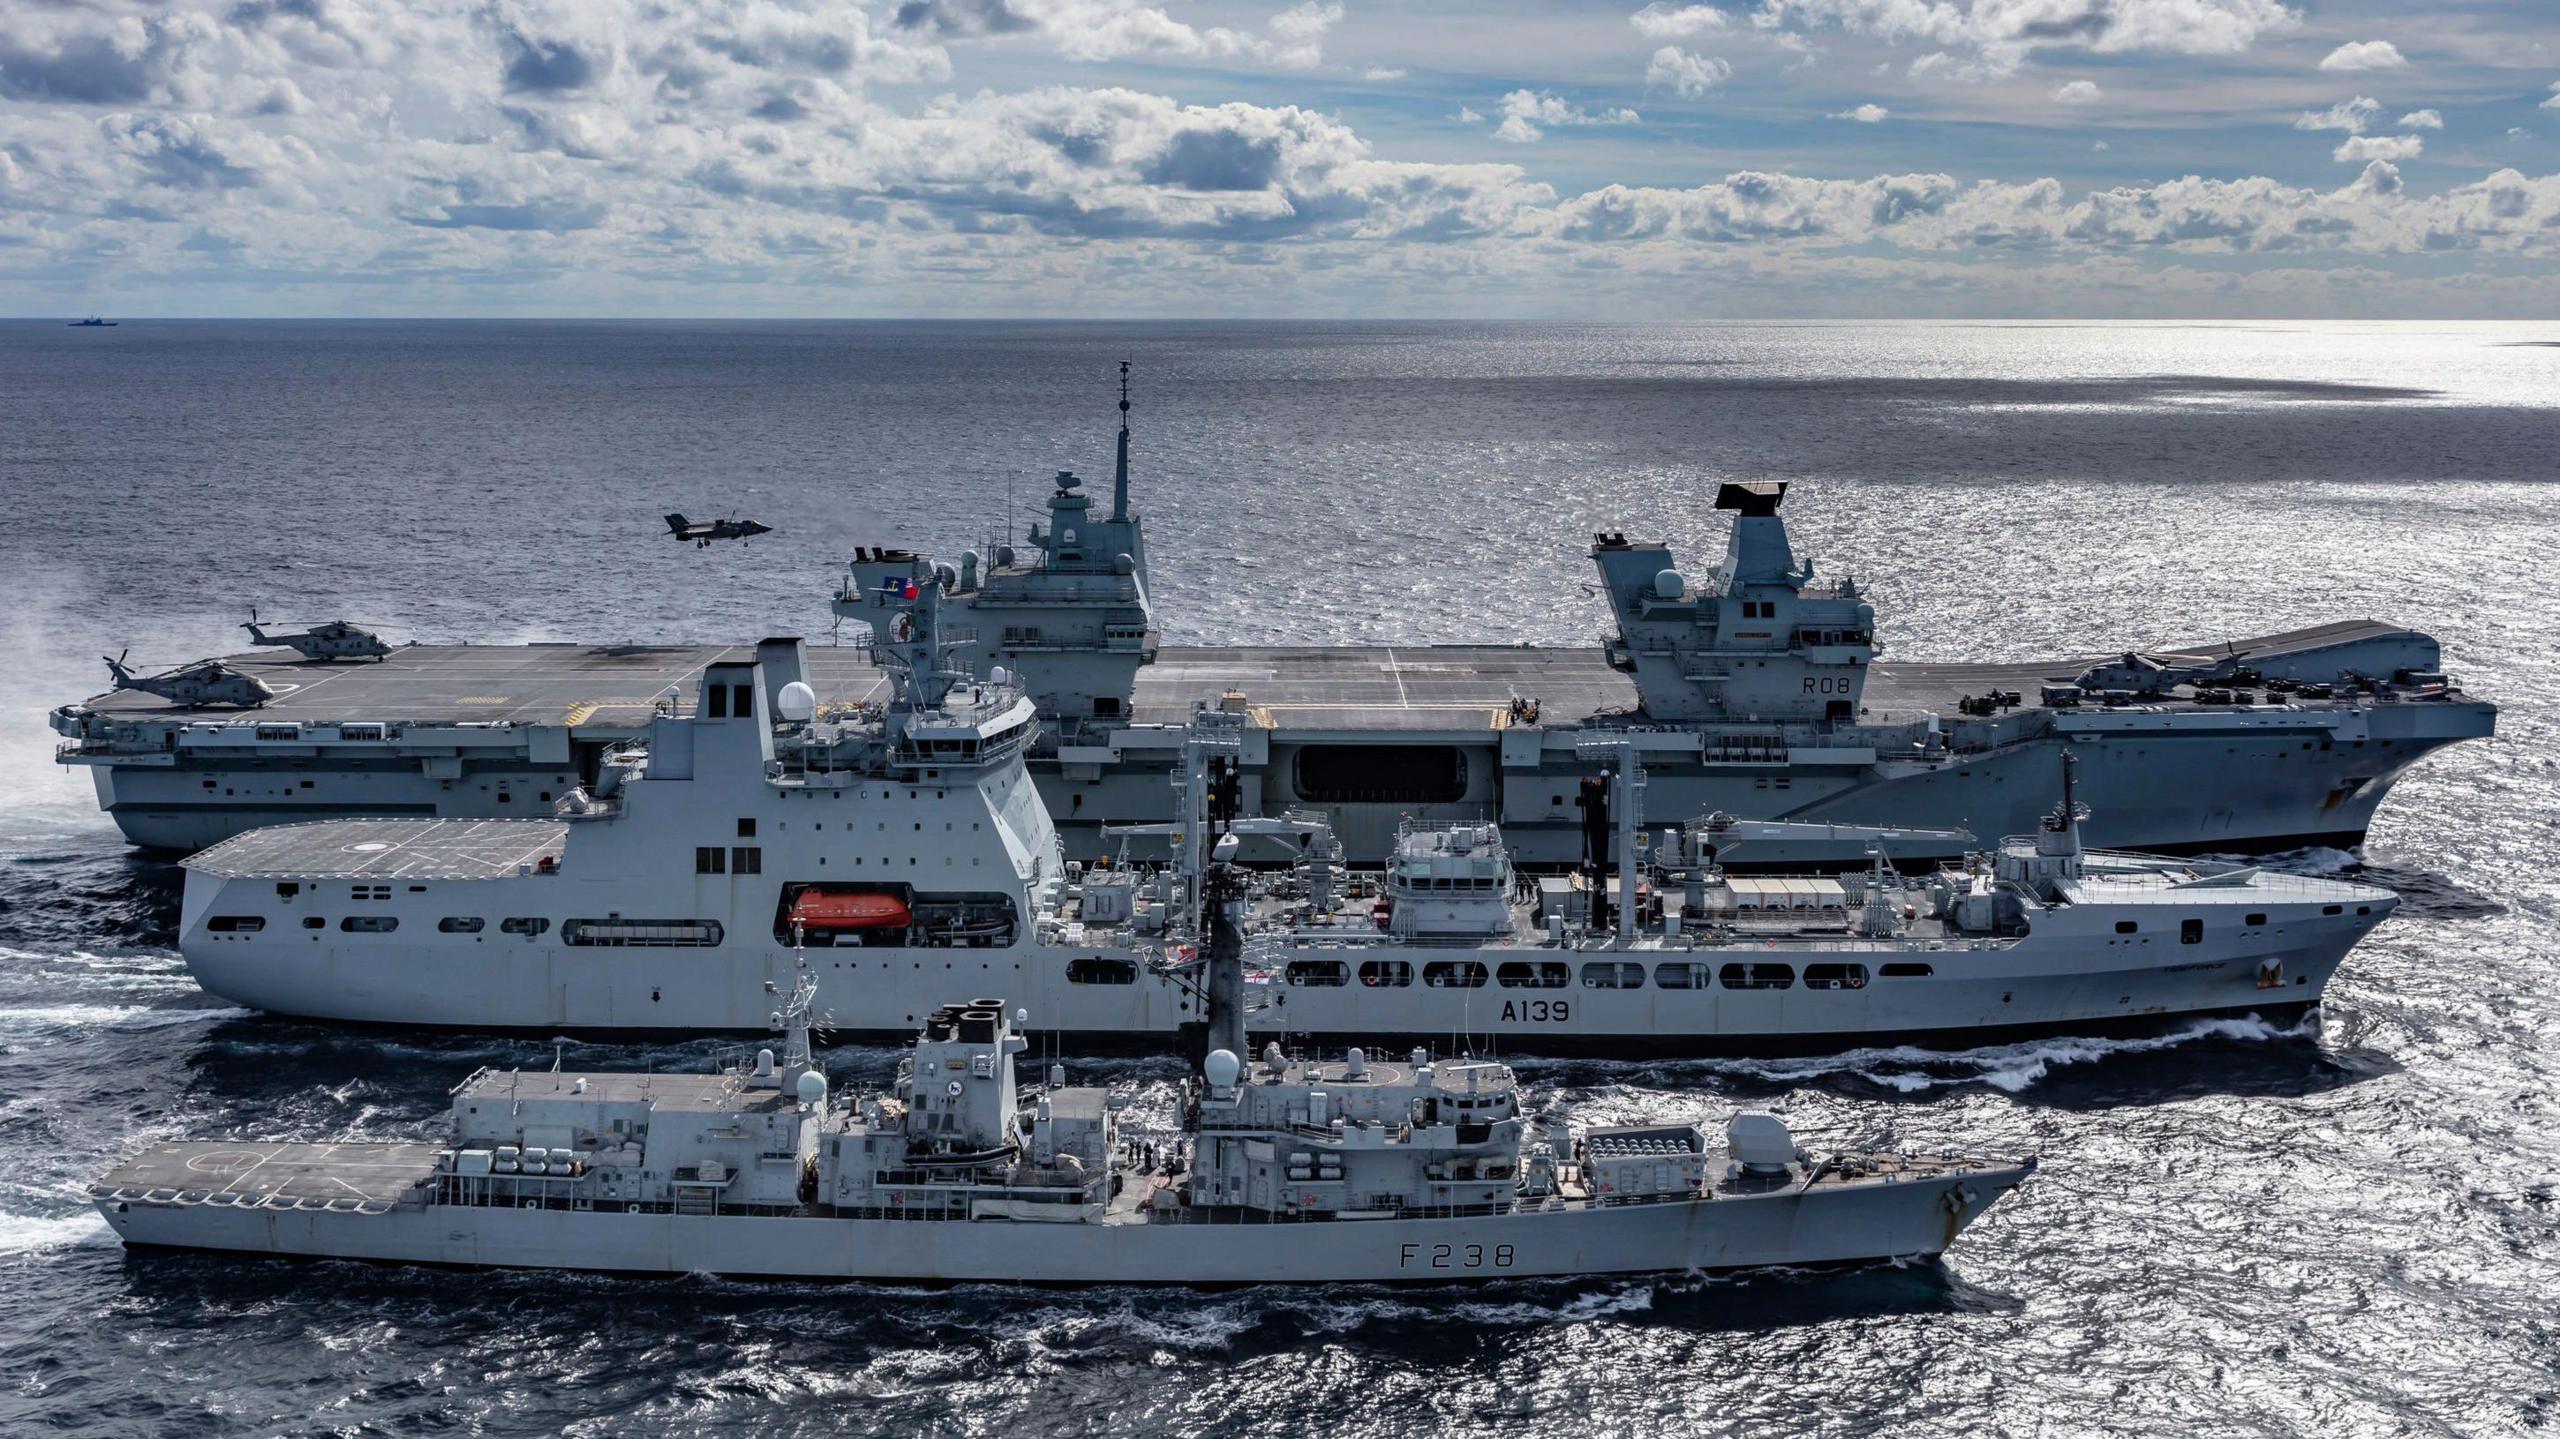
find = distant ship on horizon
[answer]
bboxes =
[69,316,117,327]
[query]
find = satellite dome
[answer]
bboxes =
[1203,1048,1242,1090]
[775,680,818,723]
[1113,553,1136,575]
[1655,569,1685,600]
[795,1070,828,1104]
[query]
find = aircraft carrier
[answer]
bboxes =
[49,382,2496,865]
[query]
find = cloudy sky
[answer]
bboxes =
[2,0,2556,317]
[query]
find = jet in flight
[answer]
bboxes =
[666,513,773,548]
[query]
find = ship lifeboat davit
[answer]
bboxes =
[789,890,912,931]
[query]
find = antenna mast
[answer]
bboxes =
[1111,360,1133,524]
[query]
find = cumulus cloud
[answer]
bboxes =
[1830,103,1888,122]
[103,112,261,189]
[2333,134,2420,163]
[2293,96,2380,134]
[1758,0,2299,82]
[1545,162,2560,258]
[2318,40,2404,72]
[1361,66,1406,81]
[2053,79,2102,103]
[3,0,2558,314]
[2545,81,2560,111]
[1491,89,1640,143]
[895,0,1341,70]
[1630,3,1729,39]
[2397,109,2440,130]
[1646,47,1732,97]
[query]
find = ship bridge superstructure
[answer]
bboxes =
[1590,480,1878,723]
[836,364,1157,729]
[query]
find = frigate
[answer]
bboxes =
[168,554,2397,1051]
[93,844,2035,1283]
[51,371,2492,866]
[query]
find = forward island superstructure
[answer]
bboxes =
[53,374,2494,865]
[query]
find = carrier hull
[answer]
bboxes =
[56,631,2494,862]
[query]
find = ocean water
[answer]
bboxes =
[1,320,2555,1437]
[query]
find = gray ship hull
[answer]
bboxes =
[97,1168,2028,1283]
[172,888,2369,1049]
[55,626,2493,862]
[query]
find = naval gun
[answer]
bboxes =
[243,607,392,662]
[102,650,275,709]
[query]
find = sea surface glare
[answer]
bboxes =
[0,320,2554,1438]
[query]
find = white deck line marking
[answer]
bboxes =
[1385,649,1409,708]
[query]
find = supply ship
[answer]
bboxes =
[50,376,2494,866]
[165,552,2397,1051]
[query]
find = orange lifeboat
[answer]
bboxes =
[789,890,912,931]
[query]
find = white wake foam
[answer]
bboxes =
[0,1209,111,1258]
[1519,1011,2312,1095]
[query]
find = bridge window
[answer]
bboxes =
[2114,921,2138,935]
[1581,962,1645,990]
[730,846,762,875]
[695,846,725,875]
[1719,962,1794,991]
[1422,961,1488,989]
[2180,919,2204,945]
[1285,960,1349,988]
[302,916,325,929]
[1066,957,1136,985]
[737,817,757,838]
[339,915,398,933]
[1496,961,1569,989]
[438,917,485,934]
[2321,904,2343,916]
[1879,962,1933,978]
[2244,913,2267,926]
[500,917,550,937]
[1653,961,1713,990]
[1802,963,1868,990]
[206,915,265,933]
[1358,960,1412,988]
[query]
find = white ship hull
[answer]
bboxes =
[98,1168,2028,1282]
